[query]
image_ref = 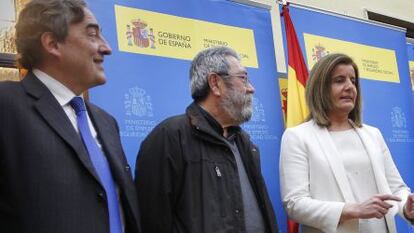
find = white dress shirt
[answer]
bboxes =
[33,69,98,141]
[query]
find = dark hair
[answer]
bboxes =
[15,0,87,70]
[305,53,362,127]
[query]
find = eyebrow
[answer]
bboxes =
[86,23,101,32]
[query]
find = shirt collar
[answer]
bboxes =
[33,69,79,106]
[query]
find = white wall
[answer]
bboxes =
[290,0,414,23]
[232,0,414,72]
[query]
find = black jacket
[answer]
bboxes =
[135,103,278,233]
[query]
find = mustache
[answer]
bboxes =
[244,94,253,105]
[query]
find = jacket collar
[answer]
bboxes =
[310,120,356,202]
[349,121,387,191]
[311,119,399,232]
[186,102,241,141]
[311,119,394,199]
[351,121,399,232]
[23,73,141,231]
[21,72,102,183]
[197,104,224,136]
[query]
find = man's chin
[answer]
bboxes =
[95,76,107,86]
[85,77,106,90]
[239,110,252,124]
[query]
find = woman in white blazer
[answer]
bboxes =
[279,53,414,233]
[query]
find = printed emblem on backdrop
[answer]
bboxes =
[311,44,330,62]
[411,67,414,89]
[388,106,414,143]
[251,97,265,123]
[304,33,400,83]
[114,5,258,68]
[277,78,288,124]
[124,86,153,117]
[391,107,406,129]
[409,61,414,90]
[122,87,156,138]
[243,97,277,141]
[281,88,287,110]
[126,18,156,49]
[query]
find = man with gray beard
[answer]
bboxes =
[135,46,278,233]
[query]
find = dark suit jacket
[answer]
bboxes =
[0,72,141,233]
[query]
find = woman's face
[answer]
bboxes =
[328,63,357,117]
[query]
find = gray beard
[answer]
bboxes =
[220,87,253,125]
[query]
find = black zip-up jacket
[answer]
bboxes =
[135,103,278,233]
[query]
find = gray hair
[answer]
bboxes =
[190,46,240,102]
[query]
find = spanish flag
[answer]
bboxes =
[282,4,309,128]
[281,4,309,233]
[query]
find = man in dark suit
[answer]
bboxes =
[0,1,140,233]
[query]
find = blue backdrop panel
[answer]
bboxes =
[87,0,285,230]
[281,5,414,233]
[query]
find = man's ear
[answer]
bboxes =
[40,32,61,57]
[207,73,221,96]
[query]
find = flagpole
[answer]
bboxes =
[280,1,310,232]
[277,0,288,6]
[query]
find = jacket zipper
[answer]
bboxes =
[215,165,222,177]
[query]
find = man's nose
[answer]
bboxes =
[246,82,255,94]
[100,36,112,55]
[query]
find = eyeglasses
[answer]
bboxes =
[216,72,250,85]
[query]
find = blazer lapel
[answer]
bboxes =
[352,126,389,194]
[22,73,101,182]
[310,121,356,202]
[353,126,398,233]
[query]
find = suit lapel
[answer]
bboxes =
[22,73,141,231]
[86,103,125,181]
[310,121,356,202]
[22,73,101,182]
[87,103,141,231]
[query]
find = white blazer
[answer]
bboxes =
[279,120,411,233]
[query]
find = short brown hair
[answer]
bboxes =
[305,53,362,127]
[15,0,87,70]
